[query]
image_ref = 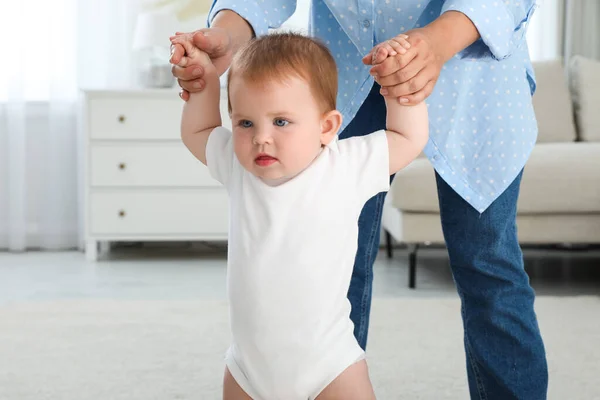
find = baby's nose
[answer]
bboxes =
[253,129,272,144]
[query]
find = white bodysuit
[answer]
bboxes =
[205,126,390,400]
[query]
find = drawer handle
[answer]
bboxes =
[117,115,126,123]
[118,162,126,170]
[118,210,126,218]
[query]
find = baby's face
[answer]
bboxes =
[228,75,337,183]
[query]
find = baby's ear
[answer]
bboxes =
[320,110,343,145]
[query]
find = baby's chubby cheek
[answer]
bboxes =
[232,138,253,164]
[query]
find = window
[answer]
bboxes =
[526,0,563,61]
[0,0,77,102]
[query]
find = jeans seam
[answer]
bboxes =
[459,286,488,400]
[437,172,486,400]
[357,192,384,345]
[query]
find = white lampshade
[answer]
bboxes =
[132,10,180,50]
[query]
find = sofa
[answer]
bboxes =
[382,56,600,288]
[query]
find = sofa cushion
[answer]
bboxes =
[391,142,600,214]
[569,56,600,142]
[531,60,577,143]
[386,211,600,245]
[390,159,439,212]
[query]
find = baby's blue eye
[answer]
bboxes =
[274,118,289,127]
[239,120,253,128]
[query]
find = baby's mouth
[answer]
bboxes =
[254,154,278,167]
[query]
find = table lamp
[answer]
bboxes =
[132,10,180,88]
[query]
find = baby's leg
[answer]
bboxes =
[223,367,253,400]
[315,359,376,400]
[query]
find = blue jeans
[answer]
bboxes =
[342,83,548,399]
[436,170,548,399]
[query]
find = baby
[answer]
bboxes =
[170,32,428,400]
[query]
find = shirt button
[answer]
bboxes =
[362,19,371,28]
[433,155,439,161]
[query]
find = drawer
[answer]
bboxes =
[90,142,219,187]
[89,189,229,235]
[89,97,183,140]
[88,95,231,140]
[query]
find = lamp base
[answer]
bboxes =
[137,63,175,88]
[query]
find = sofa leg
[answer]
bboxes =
[385,231,393,258]
[409,244,419,289]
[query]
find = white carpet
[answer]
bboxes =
[0,296,598,400]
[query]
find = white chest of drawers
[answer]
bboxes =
[82,88,230,260]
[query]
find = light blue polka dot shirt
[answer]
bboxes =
[208,0,540,212]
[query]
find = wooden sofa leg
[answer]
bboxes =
[409,244,419,289]
[385,231,393,258]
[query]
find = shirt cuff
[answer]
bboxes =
[208,0,270,37]
[441,0,537,60]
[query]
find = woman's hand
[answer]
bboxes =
[363,29,445,105]
[170,27,234,101]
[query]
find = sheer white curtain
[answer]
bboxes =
[526,0,564,62]
[524,0,600,63]
[564,0,600,61]
[0,0,141,251]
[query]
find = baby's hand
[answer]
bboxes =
[371,35,411,65]
[169,33,215,73]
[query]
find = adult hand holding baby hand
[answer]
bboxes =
[170,27,233,101]
[170,33,215,68]
[363,29,445,105]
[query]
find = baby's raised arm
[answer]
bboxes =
[378,38,429,175]
[171,34,222,165]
